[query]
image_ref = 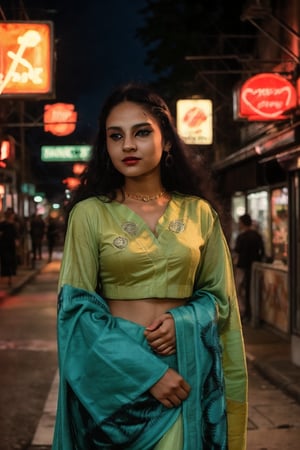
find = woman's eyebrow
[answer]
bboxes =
[106,122,152,131]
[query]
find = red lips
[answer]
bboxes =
[122,157,140,165]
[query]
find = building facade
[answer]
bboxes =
[214,0,300,365]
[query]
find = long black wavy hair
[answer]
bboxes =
[66,82,220,215]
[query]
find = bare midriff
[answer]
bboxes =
[106,298,188,327]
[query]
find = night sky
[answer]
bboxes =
[53,0,155,131]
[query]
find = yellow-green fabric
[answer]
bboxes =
[59,193,227,299]
[154,414,183,449]
[58,193,248,449]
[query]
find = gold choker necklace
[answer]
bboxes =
[125,190,166,202]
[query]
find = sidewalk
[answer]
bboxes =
[0,258,48,302]
[243,322,300,404]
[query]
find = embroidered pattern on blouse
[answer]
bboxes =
[122,222,138,235]
[168,220,185,233]
[113,236,128,249]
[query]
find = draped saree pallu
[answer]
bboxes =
[52,285,228,450]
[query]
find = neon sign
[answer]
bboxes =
[41,145,92,162]
[238,73,297,121]
[44,103,78,136]
[0,22,53,96]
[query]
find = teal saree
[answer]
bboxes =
[52,285,227,449]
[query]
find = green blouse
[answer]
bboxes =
[60,193,234,306]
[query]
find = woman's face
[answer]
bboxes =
[105,101,166,179]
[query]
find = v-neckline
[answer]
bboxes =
[112,195,174,239]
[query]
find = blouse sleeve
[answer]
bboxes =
[58,201,100,293]
[194,208,248,450]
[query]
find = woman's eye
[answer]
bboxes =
[136,128,152,137]
[109,132,122,141]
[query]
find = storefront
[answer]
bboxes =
[214,121,300,366]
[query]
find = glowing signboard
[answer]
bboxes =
[238,73,297,121]
[41,145,92,162]
[44,103,77,136]
[0,21,53,96]
[176,99,213,145]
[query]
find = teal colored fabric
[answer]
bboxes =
[169,292,227,448]
[52,285,227,449]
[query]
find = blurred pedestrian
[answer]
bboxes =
[46,217,59,262]
[0,209,19,285]
[13,213,26,266]
[30,213,45,261]
[234,213,265,322]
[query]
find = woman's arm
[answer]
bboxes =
[58,201,100,292]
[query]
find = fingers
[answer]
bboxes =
[162,394,184,408]
[149,368,191,408]
[144,314,177,356]
[147,337,176,355]
[181,379,191,396]
[145,317,164,332]
[145,313,171,334]
[154,344,176,355]
[146,323,171,341]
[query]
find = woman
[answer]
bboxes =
[53,83,248,449]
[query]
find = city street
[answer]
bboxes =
[0,256,58,450]
[0,255,299,449]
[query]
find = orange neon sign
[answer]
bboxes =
[72,163,87,175]
[0,22,53,96]
[62,177,81,190]
[0,140,10,160]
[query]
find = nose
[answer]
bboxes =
[122,135,136,152]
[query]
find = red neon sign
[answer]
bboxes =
[239,73,297,121]
[44,103,77,136]
[62,177,81,190]
[0,22,53,96]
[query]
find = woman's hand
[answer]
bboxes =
[144,313,176,355]
[149,368,190,408]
